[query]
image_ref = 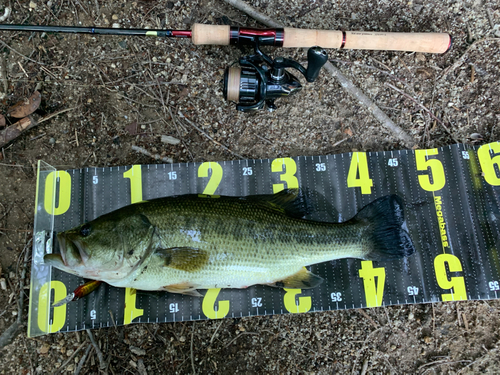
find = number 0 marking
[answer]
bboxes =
[37,281,67,333]
[272,158,299,193]
[198,162,223,195]
[477,142,500,186]
[434,254,468,301]
[283,288,311,313]
[44,171,71,215]
[347,152,373,194]
[202,288,230,319]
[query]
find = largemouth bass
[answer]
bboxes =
[44,190,414,296]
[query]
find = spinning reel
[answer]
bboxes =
[223,40,328,112]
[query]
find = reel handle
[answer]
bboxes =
[305,47,329,82]
[191,24,451,54]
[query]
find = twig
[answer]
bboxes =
[357,309,379,328]
[54,341,87,374]
[385,82,459,142]
[440,38,500,79]
[178,111,244,159]
[86,329,106,370]
[0,238,32,348]
[190,322,196,375]
[224,331,259,348]
[131,145,173,163]
[223,0,415,146]
[0,40,45,66]
[74,344,93,375]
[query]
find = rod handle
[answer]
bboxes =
[283,28,451,53]
[191,24,452,53]
[192,24,230,45]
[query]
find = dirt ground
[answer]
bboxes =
[0,0,499,373]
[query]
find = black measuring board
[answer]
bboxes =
[27,142,500,337]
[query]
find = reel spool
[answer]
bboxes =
[223,45,329,112]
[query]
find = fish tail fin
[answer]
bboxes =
[352,195,415,261]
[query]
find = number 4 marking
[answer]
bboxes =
[359,261,385,307]
[347,152,373,194]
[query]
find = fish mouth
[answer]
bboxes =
[56,233,89,266]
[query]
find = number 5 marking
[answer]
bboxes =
[415,149,446,191]
[272,158,298,193]
[198,162,223,195]
[477,142,500,186]
[202,288,230,319]
[283,289,311,313]
[434,254,468,301]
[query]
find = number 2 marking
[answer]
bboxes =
[198,162,223,195]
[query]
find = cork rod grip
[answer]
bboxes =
[192,24,230,45]
[283,28,451,53]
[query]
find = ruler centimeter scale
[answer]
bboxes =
[28,142,500,337]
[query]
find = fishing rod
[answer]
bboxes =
[0,23,452,111]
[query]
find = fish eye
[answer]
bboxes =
[80,224,91,237]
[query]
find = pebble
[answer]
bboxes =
[49,137,56,144]
[161,135,181,145]
[130,346,146,356]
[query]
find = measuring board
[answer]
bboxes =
[27,142,500,337]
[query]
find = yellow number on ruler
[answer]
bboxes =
[44,171,71,215]
[124,288,144,324]
[198,162,223,195]
[347,152,373,194]
[123,165,143,203]
[415,149,446,191]
[123,165,144,323]
[434,254,468,301]
[271,158,299,193]
[283,288,311,313]
[202,288,230,319]
[358,261,385,307]
[477,143,500,186]
[37,281,67,333]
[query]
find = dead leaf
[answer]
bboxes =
[343,128,353,137]
[0,113,5,127]
[7,91,41,118]
[125,121,138,135]
[415,68,434,80]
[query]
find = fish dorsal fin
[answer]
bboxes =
[155,247,209,272]
[268,267,323,289]
[248,189,312,219]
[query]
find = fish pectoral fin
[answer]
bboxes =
[155,247,209,272]
[164,282,202,297]
[268,267,323,289]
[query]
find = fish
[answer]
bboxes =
[44,190,415,297]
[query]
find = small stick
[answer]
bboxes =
[486,9,495,30]
[178,111,244,159]
[440,38,500,79]
[223,0,415,147]
[74,344,93,375]
[191,323,196,375]
[86,329,106,370]
[385,82,458,142]
[131,145,173,163]
[54,341,87,374]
